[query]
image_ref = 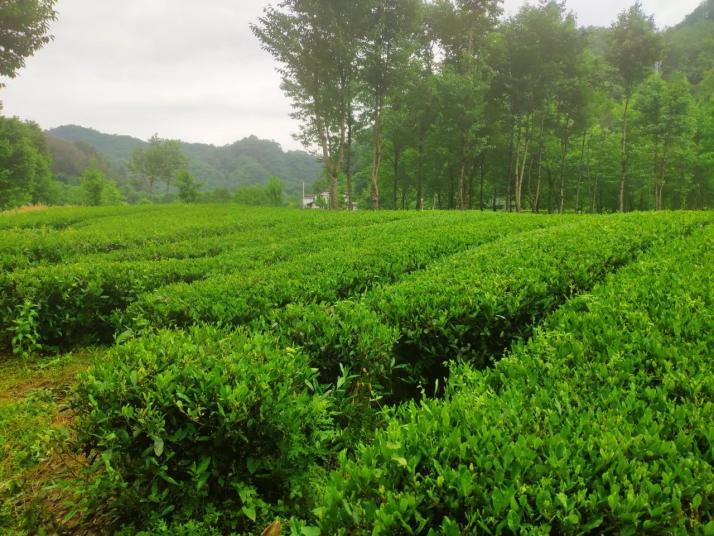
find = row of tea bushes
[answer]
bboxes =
[272,213,709,399]
[316,224,714,534]
[124,214,558,334]
[63,211,712,534]
[0,205,256,269]
[68,208,420,265]
[0,204,159,231]
[0,206,419,271]
[0,212,471,353]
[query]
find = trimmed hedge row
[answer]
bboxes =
[274,213,709,399]
[0,206,420,271]
[72,326,334,534]
[0,212,462,353]
[0,205,252,269]
[316,223,714,535]
[124,213,558,333]
[70,208,418,265]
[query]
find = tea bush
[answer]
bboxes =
[125,213,555,332]
[72,326,334,533]
[317,224,714,534]
[0,210,446,353]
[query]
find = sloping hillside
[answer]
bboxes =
[46,125,321,195]
[663,0,714,91]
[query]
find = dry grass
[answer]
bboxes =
[0,204,50,215]
[0,351,101,535]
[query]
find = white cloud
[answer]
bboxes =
[0,0,702,151]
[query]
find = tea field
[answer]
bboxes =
[0,206,712,535]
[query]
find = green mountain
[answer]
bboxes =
[44,133,115,184]
[46,125,322,195]
[663,0,714,93]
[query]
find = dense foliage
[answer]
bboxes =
[0,206,711,534]
[254,0,714,212]
[0,0,57,82]
[318,224,714,534]
[46,125,323,200]
[73,326,332,533]
[1,0,713,532]
[0,117,55,210]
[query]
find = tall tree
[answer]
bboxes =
[360,0,421,209]
[80,168,108,206]
[606,2,661,212]
[176,169,200,203]
[634,73,696,209]
[0,117,53,209]
[429,0,501,209]
[265,176,286,206]
[253,0,367,210]
[129,135,187,195]
[429,0,502,66]
[490,2,584,212]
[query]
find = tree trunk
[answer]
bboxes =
[534,157,543,214]
[575,133,587,213]
[619,94,631,213]
[558,133,570,214]
[392,144,401,210]
[369,84,385,210]
[656,144,669,211]
[448,165,455,210]
[468,163,477,209]
[514,123,530,213]
[479,162,485,211]
[457,132,468,210]
[416,138,425,210]
[458,160,467,210]
[506,127,515,212]
[370,127,381,210]
[533,117,546,213]
[317,115,339,211]
[345,113,354,210]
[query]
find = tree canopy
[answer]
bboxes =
[255,0,713,211]
[0,0,57,82]
[0,117,54,210]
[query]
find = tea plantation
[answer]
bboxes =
[0,206,711,535]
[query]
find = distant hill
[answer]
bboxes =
[46,125,322,195]
[44,133,115,184]
[663,0,714,89]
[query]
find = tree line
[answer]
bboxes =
[253,0,714,212]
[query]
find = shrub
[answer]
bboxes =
[72,326,334,533]
[126,213,555,332]
[317,225,714,535]
[263,301,400,448]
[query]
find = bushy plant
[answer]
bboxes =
[72,326,334,533]
[317,226,714,535]
[264,301,399,447]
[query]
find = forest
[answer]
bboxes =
[254,0,714,212]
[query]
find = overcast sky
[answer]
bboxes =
[0,0,702,152]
